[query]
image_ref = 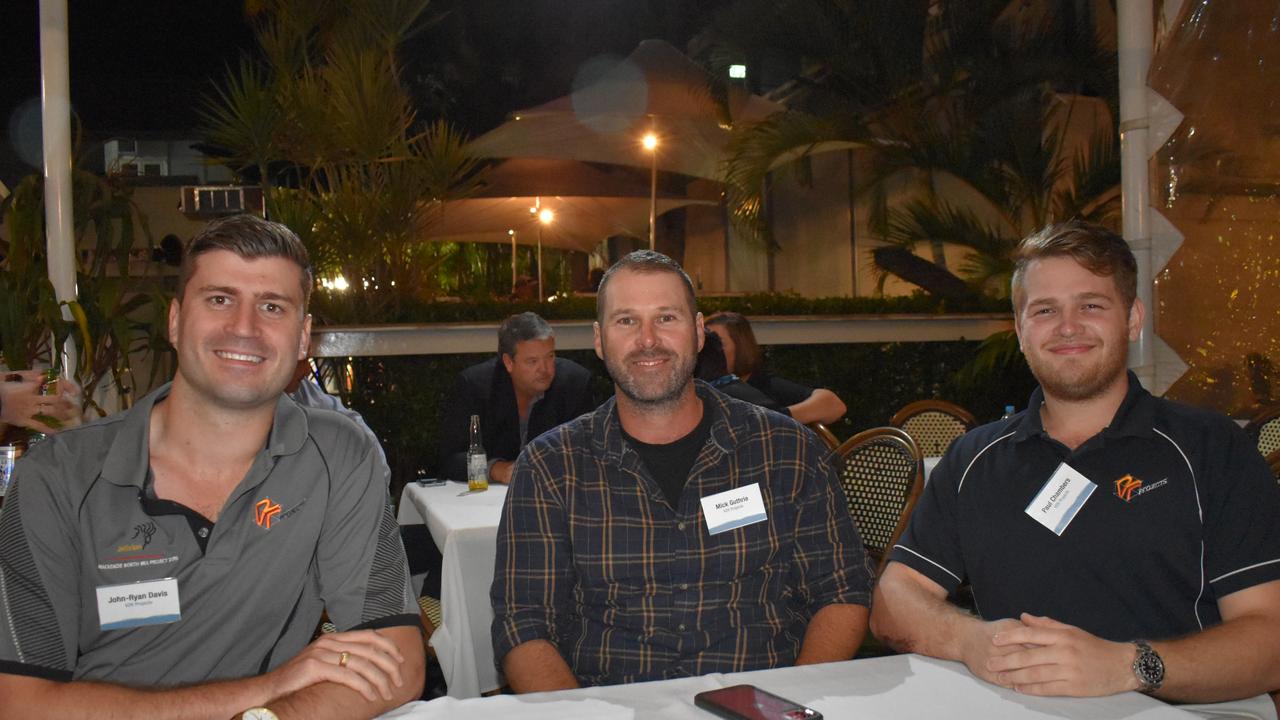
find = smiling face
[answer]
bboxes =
[1015,255,1142,403]
[503,337,557,398]
[168,249,311,412]
[594,268,704,411]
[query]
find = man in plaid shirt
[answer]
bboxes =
[491,250,873,692]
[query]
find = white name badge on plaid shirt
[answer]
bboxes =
[701,483,767,535]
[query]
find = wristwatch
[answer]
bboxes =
[1131,639,1164,693]
[241,708,279,720]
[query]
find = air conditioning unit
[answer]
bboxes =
[179,186,265,217]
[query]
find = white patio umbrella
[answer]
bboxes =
[466,39,782,182]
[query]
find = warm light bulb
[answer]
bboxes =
[642,133,658,151]
[539,208,554,224]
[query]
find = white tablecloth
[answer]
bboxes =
[399,481,509,698]
[380,653,1276,720]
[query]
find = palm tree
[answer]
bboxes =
[199,0,485,321]
[705,0,1120,299]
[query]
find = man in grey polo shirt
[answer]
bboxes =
[0,215,424,719]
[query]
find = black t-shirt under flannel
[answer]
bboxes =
[624,404,714,508]
[891,372,1280,643]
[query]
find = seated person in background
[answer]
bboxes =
[0,214,424,719]
[871,220,1280,707]
[439,311,593,485]
[705,311,847,425]
[1,369,83,443]
[491,250,873,693]
[694,329,787,414]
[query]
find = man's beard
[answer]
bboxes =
[603,345,696,411]
[1026,339,1129,402]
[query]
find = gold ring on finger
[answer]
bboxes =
[338,651,349,668]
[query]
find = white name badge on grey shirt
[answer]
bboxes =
[1025,463,1097,536]
[96,577,181,631]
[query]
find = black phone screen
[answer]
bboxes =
[694,684,822,720]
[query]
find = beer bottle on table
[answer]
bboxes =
[467,414,489,491]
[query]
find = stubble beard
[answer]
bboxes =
[603,345,697,413]
[1027,338,1129,403]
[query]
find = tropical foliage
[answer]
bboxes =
[200,0,496,322]
[706,0,1121,299]
[0,168,169,416]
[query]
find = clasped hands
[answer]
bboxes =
[962,613,1138,697]
[268,629,407,703]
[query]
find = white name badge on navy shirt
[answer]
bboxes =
[700,483,767,535]
[1025,463,1097,536]
[96,577,181,631]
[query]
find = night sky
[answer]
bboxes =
[2,0,731,168]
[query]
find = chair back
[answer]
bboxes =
[890,400,977,457]
[1267,449,1280,486]
[808,422,840,451]
[1245,405,1280,458]
[834,426,923,573]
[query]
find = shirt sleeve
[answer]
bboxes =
[490,438,576,666]
[887,448,967,594]
[0,449,80,681]
[788,432,875,610]
[1201,422,1280,597]
[765,376,816,408]
[316,432,419,631]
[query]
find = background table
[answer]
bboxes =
[380,653,1276,719]
[398,482,509,698]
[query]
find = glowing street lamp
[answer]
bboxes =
[642,128,658,250]
[537,206,554,299]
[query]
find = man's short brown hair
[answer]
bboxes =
[177,214,313,308]
[1011,220,1137,314]
[595,250,697,323]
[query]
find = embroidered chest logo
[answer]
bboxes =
[1114,474,1142,501]
[119,521,157,552]
[255,498,282,528]
[1114,474,1169,502]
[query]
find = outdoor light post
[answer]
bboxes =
[537,207,554,299]
[508,229,517,294]
[643,128,658,250]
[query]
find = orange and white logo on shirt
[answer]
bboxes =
[255,498,282,528]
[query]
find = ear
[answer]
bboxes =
[167,299,181,347]
[501,353,515,374]
[593,321,604,361]
[298,314,312,360]
[1127,298,1145,342]
[695,312,705,351]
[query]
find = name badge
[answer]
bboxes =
[1025,463,1096,536]
[96,577,181,631]
[700,482,767,535]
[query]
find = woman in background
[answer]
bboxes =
[704,311,847,425]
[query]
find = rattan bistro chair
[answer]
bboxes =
[1266,449,1280,486]
[1245,404,1280,459]
[834,426,923,574]
[890,399,978,457]
[808,422,840,451]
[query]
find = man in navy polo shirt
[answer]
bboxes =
[871,221,1280,707]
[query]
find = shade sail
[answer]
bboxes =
[466,40,782,180]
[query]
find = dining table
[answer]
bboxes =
[378,652,1276,720]
[398,480,509,698]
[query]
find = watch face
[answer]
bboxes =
[1135,643,1165,689]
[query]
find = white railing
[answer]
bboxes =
[309,314,1013,358]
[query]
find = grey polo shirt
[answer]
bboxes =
[0,384,418,684]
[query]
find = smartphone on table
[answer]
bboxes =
[694,684,822,720]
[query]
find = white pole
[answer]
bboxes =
[509,230,516,293]
[39,0,79,370]
[536,228,543,300]
[1117,0,1155,386]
